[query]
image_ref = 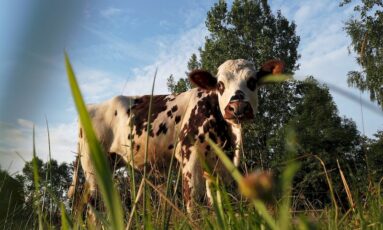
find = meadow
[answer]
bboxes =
[1,54,382,230]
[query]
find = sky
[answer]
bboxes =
[1,0,382,174]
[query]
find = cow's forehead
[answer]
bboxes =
[216,59,256,81]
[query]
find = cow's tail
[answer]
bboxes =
[68,142,80,199]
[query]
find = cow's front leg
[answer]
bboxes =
[181,148,206,214]
[230,124,242,167]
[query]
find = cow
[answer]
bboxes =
[68,59,284,213]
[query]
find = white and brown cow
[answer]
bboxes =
[68,59,284,212]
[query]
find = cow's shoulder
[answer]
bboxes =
[180,90,232,149]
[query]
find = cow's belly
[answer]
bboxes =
[109,125,177,173]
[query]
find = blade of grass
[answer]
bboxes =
[162,138,177,230]
[44,116,53,228]
[336,160,355,211]
[65,52,124,230]
[126,178,145,230]
[144,178,201,230]
[258,74,293,84]
[278,126,300,230]
[252,200,278,230]
[32,125,43,230]
[206,138,242,184]
[60,203,72,230]
[143,68,158,227]
[206,137,277,230]
[278,162,300,230]
[127,98,138,226]
[313,155,338,226]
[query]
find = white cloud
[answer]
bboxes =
[82,26,154,62]
[121,23,208,96]
[0,119,78,174]
[77,68,124,102]
[17,118,34,129]
[100,7,123,18]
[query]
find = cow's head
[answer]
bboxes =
[189,59,284,124]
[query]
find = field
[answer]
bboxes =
[1,55,382,230]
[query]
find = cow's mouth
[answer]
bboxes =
[223,101,254,124]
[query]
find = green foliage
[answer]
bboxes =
[198,0,300,73]
[17,157,72,205]
[268,78,366,208]
[0,169,25,228]
[341,0,383,108]
[167,74,192,94]
[14,156,72,227]
[365,130,383,182]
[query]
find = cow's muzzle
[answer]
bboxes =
[224,101,254,122]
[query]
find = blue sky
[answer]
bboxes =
[1,0,382,173]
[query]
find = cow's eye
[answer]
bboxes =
[247,77,257,91]
[217,81,225,95]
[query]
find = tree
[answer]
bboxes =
[268,78,366,208]
[365,130,383,182]
[196,0,299,73]
[167,74,192,94]
[15,157,72,226]
[0,169,26,228]
[341,0,383,108]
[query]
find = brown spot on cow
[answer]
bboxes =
[156,122,168,136]
[175,115,181,124]
[208,132,217,143]
[198,134,205,143]
[131,95,168,136]
[183,177,191,205]
[171,105,178,112]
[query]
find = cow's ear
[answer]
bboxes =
[189,69,217,90]
[256,60,285,84]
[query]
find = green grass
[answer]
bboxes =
[65,52,124,230]
[1,54,382,229]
